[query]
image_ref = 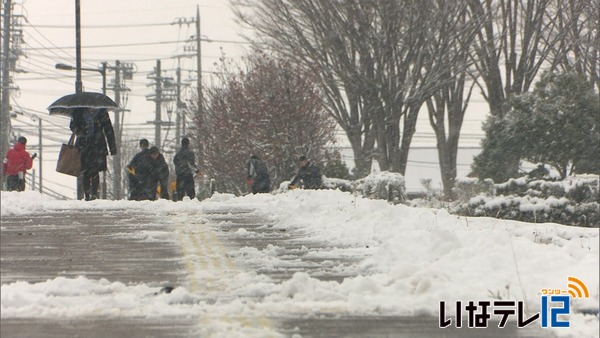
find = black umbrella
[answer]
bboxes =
[48,92,118,116]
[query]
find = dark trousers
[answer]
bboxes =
[251,176,271,194]
[176,174,195,200]
[81,149,106,200]
[6,175,25,191]
[82,170,100,200]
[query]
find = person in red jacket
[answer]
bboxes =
[2,136,36,191]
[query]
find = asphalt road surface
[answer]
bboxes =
[1,205,550,337]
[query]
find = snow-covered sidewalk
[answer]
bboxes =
[1,190,598,337]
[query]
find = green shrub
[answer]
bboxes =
[450,175,599,227]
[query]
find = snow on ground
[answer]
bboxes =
[1,190,598,337]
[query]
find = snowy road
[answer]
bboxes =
[1,196,563,337]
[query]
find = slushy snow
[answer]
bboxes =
[1,190,598,337]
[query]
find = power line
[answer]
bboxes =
[25,38,249,51]
[22,26,73,62]
[24,22,175,29]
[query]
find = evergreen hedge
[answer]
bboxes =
[450,175,599,227]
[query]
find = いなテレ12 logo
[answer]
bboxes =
[540,276,590,328]
[439,276,590,329]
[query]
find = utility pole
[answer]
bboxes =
[112,60,122,199]
[154,60,162,148]
[104,60,133,200]
[146,60,174,151]
[196,5,202,118]
[2,0,26,190]
[195,5,203,166]
[1,0,12,177]
[171,55,189,151]
[172,9,203,138]
[175,66,181,143]
[38,117,42,193]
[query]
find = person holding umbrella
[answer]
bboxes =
[70,107,117,201]
[48,91,119,200]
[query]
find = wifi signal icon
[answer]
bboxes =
[567,276,589,299]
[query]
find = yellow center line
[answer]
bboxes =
[176,228,199,292]
[175,215,277,336]
[202,224,236,271]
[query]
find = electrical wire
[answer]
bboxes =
[25,37,246,51]
[22,18,75,62]
[24,22,175,29]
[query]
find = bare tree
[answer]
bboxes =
[548,0,600,92]
[468,0,564,116]
[467,0,567,181]
[232,0,452,176]
[232,0,374,176]
[424,2,480,198]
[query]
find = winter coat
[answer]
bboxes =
[128,150,169,200]
[70,108,117,173]
[290,161,322,189]
[149,153,170,199]
[2,143,33,176]
[173,146,198,178]
[128,148,150,172]
[127,148,151,200]
[246,157,271,193]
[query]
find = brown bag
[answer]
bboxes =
[56,133,81,176]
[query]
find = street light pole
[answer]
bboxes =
[38,118,43,193]
[74,0,83,200]
[100,62,108,199]
[75,0,82,94]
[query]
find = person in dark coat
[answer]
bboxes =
[147,146,170,200]
[173,137,199,200]
[289,155,322,190]
[70,108,117,201]
[246,154,271,194]
[127,139,151,200]
[2,136,36,191]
